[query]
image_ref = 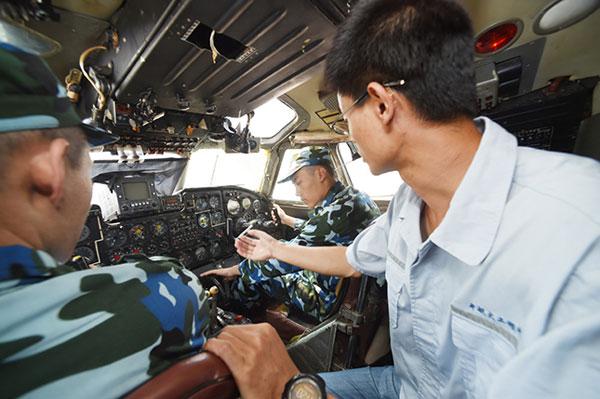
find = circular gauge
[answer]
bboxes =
[74,246,95,260]
[146,244,158,256]
[195,197,209,211]
[152,221,167,237]
[78,225,90,242]
[211,211,224,226]
[210,241,221,257]
[241,197,252,210]
[197,213,210,229]
[159,240,170,251]
[129,224,145,241]
[105,229,127,247]
[195,246,208,262]
[253,199,262,212]
[209,195,220,209]
[179,253,194,268]
[227,199,241,215]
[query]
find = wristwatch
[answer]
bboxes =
[282,373,327,399]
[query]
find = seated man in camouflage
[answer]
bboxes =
[0,44,209,397]
[203,146,380,321]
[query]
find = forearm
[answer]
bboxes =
[283,215,303,228]
[271,243,359,278]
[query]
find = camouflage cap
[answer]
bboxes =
[0,42,118,146]
[278,146,333,183]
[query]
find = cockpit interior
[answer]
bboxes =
[2,0,599,397]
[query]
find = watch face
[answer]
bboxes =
[289,379,323,399]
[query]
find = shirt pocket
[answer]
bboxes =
[386,249,406,329]
[450,307,517,399]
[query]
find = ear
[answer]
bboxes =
[366,82,397,127]
[315,165,328,182]
[29,138,70,206]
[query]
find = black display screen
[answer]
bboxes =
[123,182,150,201]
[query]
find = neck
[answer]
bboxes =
[397,117,482,219]
[0,198,47,254]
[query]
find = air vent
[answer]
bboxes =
[182,20,257,63]
[318,90,340,111]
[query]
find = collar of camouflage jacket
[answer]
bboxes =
[0,245,61,283]
[321,181,346,208]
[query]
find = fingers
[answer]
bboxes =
[200,268,222,277]
[245,229,268,240]
[206,324,300,399]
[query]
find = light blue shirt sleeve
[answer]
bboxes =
[346,212,391,278]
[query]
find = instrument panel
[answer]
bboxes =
[73,182,278,270]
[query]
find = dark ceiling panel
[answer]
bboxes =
[101,0,339,116]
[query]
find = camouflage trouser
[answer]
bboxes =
[232,264,339,321]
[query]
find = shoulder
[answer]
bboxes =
[512,148,600,226]
[331,184,379,210]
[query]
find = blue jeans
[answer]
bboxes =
[320,366,400,398]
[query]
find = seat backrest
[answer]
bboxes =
[125,351,238,399]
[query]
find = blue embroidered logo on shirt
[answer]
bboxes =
[469,303,522,334]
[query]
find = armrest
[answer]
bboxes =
[126,351,238,399]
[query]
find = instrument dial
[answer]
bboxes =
[253,199,262,212]
[130,224,145,241]
[105,229,127,247]
[78,225,90,242]
[227,199,241,215]
[209,195,220,209]
[195,197,209,211]
[211,211,224,226]
[210,241,222,257]
[152,221,167,237]
[195,246,208,262]
[197,213,210,229]
[241,197,252,210]
[146,244,158,256]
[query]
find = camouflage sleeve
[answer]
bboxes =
[0,254,209,398]
[294,189,380,247]
[238,189,380,283]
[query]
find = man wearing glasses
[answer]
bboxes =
[206,0,600,398]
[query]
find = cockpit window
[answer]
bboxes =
[338,143,403,200]
[272,148,304,201]
[184,148,268,190]
[226,98,296,139]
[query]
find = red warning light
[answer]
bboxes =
[475,22,519,55]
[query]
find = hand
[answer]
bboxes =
[235,229,278,261]
[204,323,299,399]
[272,204,289,226]
[200,264,241,281]
[272,204,301,227]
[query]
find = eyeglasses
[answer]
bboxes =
[330,79,406,135]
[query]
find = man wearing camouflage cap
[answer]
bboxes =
[0,43,209,397]
[203,146,380,321]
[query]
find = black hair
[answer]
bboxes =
[325,0,477,122]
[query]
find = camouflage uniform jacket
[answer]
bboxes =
[238,181,380,319]
[0,245,209,398]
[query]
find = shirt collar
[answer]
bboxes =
[429,117,518,266]
[0,245,60,282]
[314,181,345,212]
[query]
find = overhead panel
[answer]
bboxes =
[101,0,340,117]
